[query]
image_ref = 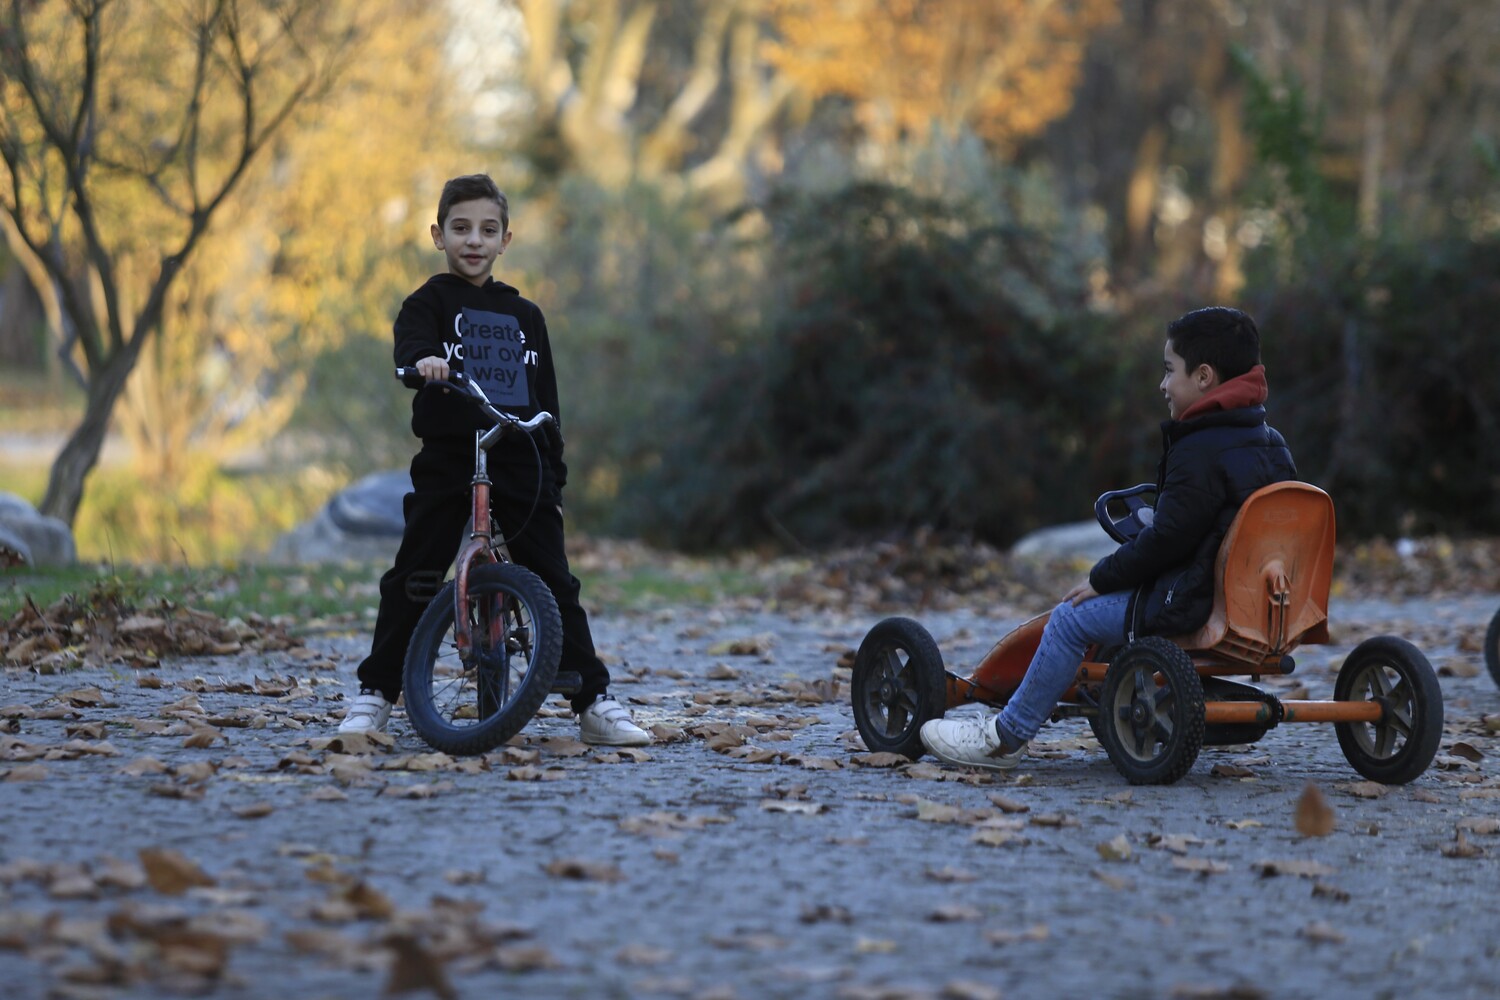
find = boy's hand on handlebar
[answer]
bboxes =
[1064,580,1098,605]
[415,356,450,391]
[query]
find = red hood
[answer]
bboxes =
[1178,365,1268,421]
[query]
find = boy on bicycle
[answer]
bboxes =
[339,174,650,747]
[921,307,1297,770]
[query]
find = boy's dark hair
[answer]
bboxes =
[436,174,508,232]
[1167,306,1260,381]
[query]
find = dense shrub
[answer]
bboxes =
[623,181,1152,550]
[1253,235,1500,537]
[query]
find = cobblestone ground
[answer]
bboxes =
[2,591,1499,1000]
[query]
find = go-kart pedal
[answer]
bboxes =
[550,671,582,695]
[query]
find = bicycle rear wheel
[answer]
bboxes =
[403,562,562,755]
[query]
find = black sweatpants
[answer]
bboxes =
[355,445,609,714]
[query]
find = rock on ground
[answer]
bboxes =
[0,491,75,567]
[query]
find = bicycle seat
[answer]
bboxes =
[1095,483,1157,544]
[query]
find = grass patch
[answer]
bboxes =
[0,562,385,630]
[579,562,769,611]
[2,547,774,638]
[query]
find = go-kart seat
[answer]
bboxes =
[1170,482,1336,666]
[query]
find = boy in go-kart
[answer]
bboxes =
[921,307,1298,771]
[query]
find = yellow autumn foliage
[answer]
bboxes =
[763,0,1118,150]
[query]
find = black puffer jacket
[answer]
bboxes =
[1089,387,1297,639]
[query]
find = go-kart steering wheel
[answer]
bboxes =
[1095,483,1157,544]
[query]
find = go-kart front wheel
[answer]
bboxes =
[851,617,946,760]
[1333,636,1443,784]
[1098,637,1205,785]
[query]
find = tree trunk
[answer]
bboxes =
[38,332,147,525]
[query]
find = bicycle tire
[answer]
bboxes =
[403,562,562,755]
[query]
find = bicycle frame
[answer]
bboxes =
[394,367,554,660]
[453,429,503,657]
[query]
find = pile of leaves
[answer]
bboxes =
[774,533,1093,614]
[772,533,1500,613]
[2,579,304,672]
[1335,536,1500,599]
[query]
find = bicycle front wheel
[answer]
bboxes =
[403,562,562,755]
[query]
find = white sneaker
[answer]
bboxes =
[578,696,651,747]
[920,715,1027,772]
[338,692,393,734]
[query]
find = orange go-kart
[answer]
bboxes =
[851,482,1445,785]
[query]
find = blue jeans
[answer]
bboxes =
[995,591,1131,746]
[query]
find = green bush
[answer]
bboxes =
[1253,235,1500,536]
[624,181,1149,550]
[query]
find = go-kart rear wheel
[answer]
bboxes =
[1333,636,1443,784]
[1485,605,1500,688]
[1098,637,1204,785]
[851,617,946,760]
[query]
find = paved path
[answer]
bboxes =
[2,592,1498,999]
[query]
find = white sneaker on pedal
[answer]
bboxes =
[920,715,1027,772]
[578,696,651,747]
[338,692,393,734]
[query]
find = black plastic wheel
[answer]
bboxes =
[1333,635,1443,784]
[851,617,947,759]
[403,562,562,755]
[1098,637,1205,785]
[1485,605,1500,688]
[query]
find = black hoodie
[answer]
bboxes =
[393,273,567,495]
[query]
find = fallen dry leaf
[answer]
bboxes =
[139,848,216,895]
[1254,859,1336,879]
[799,903,854,925]
[1300,921,1347,944]
[1448,741,1484,762]
[378,781,456,799]
[987,793,1030,814]
[1437,658,1480,678]
[1440,830,1485,859]
[1457,817,1500,836]
[1340,781,1390,799]
[1147,833,1207,855]
[341,880,395,920]
[383,933,457,1000]
[542,859,625,883]
[1295,783,1336,837]
[984,924,1049,946]
[941,981,1003,1000]
[971,828,1026,848]
[848,752,910,768]
[1092,869,1131,891]
[928,904,982,923]
[1311,882,1350,902]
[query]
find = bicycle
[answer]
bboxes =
[393,366,570,755]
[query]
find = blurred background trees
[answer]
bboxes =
[2,0,1497,563]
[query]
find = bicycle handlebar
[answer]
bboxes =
[394,367,554,432]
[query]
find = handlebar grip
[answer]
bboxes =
[395,367,428,390]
